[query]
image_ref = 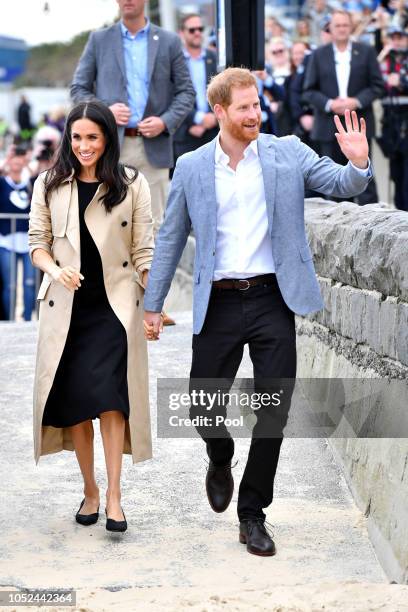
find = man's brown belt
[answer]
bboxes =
[212,274,277,291]
[124,127,142,137]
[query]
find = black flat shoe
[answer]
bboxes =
[239,519,276,556]
[75,498,99,526]
[105,507,127,532]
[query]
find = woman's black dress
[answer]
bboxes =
[42,179,129,427]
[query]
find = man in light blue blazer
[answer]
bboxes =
[144,68,372,557]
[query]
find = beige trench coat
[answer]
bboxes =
[28,170,154,464]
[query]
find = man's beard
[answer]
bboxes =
[224,113,261,142]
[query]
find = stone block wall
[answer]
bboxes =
[297,199,408,584]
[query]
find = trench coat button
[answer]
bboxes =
[123,261,128,267]
[136,299,140,307]
[49,300,54,307]
[121,221,128,227]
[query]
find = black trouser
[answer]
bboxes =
[390,151,408,212]
[319,139,379,205]
[189,277,296,521]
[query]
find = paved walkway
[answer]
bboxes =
[1,315,407,611]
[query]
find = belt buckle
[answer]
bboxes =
[238,279,250,291]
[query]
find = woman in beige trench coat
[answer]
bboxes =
[28,101,155,532]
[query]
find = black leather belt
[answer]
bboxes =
[212,273,277,291]
[124,127,142,137]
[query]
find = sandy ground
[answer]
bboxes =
[1,314,407,611]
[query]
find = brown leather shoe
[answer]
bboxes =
[161,311,176,326]
[206,461,234,513]
[239,520,276,556]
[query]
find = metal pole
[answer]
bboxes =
[158,0,177,32]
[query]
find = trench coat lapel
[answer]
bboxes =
[83,182,107,245]
[64,179,105,256]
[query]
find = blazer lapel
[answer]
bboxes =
[113,23,126,81]
[147,24,160,82]
[257,135,277,235]
[348,43,360,95]
[199,139,217,237]
[326,44,339,98]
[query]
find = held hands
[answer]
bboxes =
[334,109,369,169]
[51,265,84,292]
[141,273,163,340]
[143,311,163,341]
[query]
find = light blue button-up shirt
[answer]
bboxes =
[120,20,150,127]
[183,49,209,125]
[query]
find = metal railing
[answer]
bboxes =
[0,213,41,321]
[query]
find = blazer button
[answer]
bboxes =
[49,300,54,307]
[123,261,128,267]
[121,221,128,227]
[56,260,60,266]
[136,299,140,307]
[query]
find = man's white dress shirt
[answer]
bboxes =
[334,41,352,99]
[213,135,275,280]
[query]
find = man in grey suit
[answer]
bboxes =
[71,0,195,237]
[144,68,372,556]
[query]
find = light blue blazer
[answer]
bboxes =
[144,134,372,334]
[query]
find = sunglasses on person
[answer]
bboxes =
[186,26,204,34]
[271,48,285,55]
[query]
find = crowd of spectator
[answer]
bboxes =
[0,102,62,321]
[173,0,407,209]
[1,0,407,321]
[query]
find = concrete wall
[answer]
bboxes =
[171,202,408,584]
[297,199,408,584]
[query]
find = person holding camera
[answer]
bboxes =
[378,26,408,211]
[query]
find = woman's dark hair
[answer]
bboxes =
[44,100,137,212]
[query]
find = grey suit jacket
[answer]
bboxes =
[71,22,196,168]
[144,134,372,334]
